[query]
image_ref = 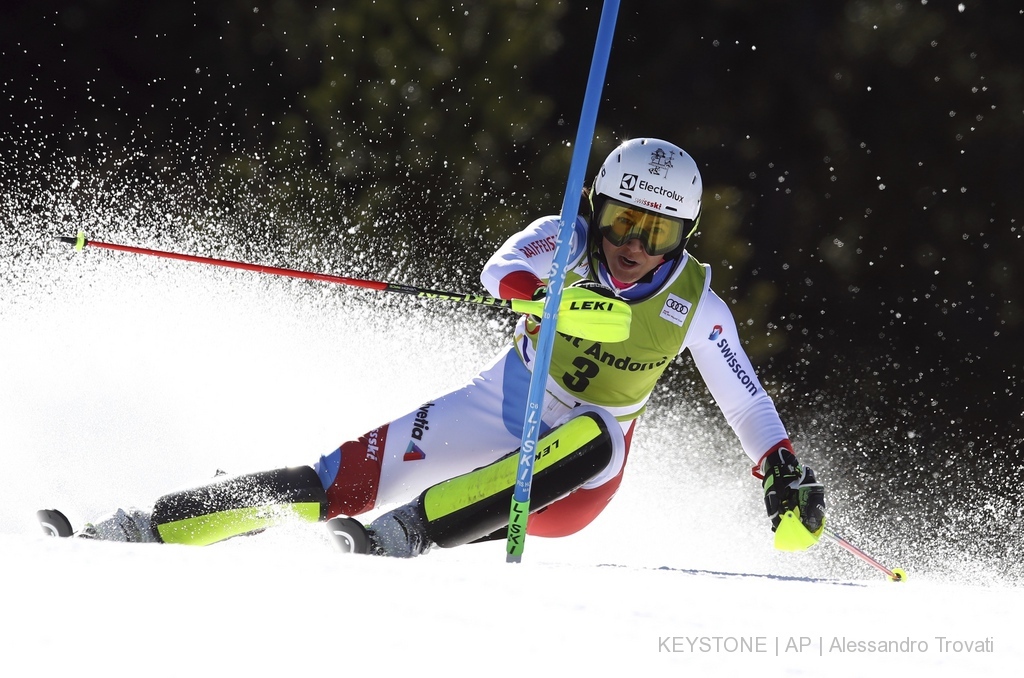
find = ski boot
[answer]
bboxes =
[79,508,160,542]
[326,503,432,558]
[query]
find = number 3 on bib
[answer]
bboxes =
[562,356,600,392]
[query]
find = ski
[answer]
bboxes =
[37,509,74,538]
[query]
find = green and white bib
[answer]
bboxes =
[518,253,711,420]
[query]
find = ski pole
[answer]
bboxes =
[60,231,506,304]
[505,0,620,563]
[823,526,907,582]
[57,232,630,342]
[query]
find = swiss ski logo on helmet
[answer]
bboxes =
[649,148,675,176]
[619,173,638,191]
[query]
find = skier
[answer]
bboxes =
[74,138,826,556]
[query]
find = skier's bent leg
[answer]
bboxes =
[364,406,624,557]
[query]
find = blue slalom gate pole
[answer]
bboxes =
[506,0,620,563]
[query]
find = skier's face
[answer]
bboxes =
[601,235,665,284]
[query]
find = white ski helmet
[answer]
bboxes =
[592,138,702,257]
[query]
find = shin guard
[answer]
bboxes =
[417,409,615,549]
[151,466,327,546]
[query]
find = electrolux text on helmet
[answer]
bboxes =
[624,175,688,203]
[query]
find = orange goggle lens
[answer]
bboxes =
[596,198,688,256]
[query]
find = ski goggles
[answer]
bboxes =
[595,198,691,257]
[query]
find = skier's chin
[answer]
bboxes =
[611,256,643,283]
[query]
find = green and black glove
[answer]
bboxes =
[515,279,631,343]
[760,448,826,550]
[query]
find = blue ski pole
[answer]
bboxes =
[506,0,621,563]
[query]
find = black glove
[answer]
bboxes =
[760,448,826,535]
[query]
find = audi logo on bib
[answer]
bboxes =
[660,293,692,327]
[666,298,689,313]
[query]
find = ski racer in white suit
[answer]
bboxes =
[82,138,826,556]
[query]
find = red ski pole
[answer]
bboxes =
[58,232,632,342]
[823,527,907,582]
[61,231,451,299]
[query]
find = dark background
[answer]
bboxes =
[4,1,1022,490]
